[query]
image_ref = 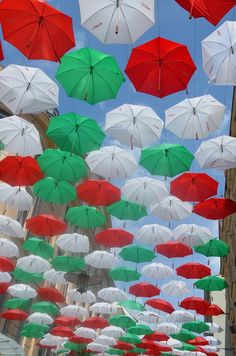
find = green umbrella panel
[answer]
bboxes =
[107,200,147,221]
[64,342,87,351]
[65,206,106,228]
[22,237,54,260]
[129,348,146,354]
[140,143,194,177]
[3,298,31,311]
[194,276,228,291]
[20,323,49,338]
[194,239,230,257]
[31,302,59,316]
[46,112,105,155]
[51,256,85,272]
[127,324,152,335]
[109,267,141,282]
[119,333,140,344]
[170,329,196,342]
[109,315,136,329]
[178,343,197,351]
[119,300,145,312]
[182,320,209,334]
[12,268,44,284]
[56,47,125,105]
[119,245,155,263]
[108,348,125,355]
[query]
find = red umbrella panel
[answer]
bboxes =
[0,0,75,62]
[193,198,236,220]
[0,309,28,320]
[96,228,134,248]
[0,282,10,294]
[81,316,109,329]
[170,173,218,202]
[176,262,211,279]
[69,336,93,344]
[26,214,67,236]
[155,241,193,258]
[129,282,161,298]
[125,36,196,98]
[0,257,15,272]
[145,298,175,314]
[113,342,133,351]
[0,41,4,61]
[50,326,75,338]
[179,296,210,311]
[54,316,81,327]
[37,287,65,303]
[197,304,224,316]
[144,332,169,342]
[187,336,209,346]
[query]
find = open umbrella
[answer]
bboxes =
[170,329,195,342]
[119,300,145,312]
[169,310,194,323]
[98,287,128,303]
[26,214,67,236]
[155,323,180,336]
[145,298,175,314]
[65,206,106,228]
[194,239,230,257]
[37,287,65,303]
[68,289,96,304]
[194,276,228,291]
[74,327,97,339]
[109,315,136,329]
[0,257,15,272]
[0,184,33,211]
[85,251,118,269]
[0,238,19,258]
[90,302,117,315]
[51,256,85,272]
[193,197,236,219]
[96,335,116,346]
[129,283,160,298]
[162,281,190,297]
[77,179,120,206]
[0,272,11,283]
[151,196,192,221]
[1,309,28,321]
[51,326,75,338]
[0,282,11,294]
[20,322,49,338]
[61,305,88,319]
[0,215,24,238]
[120,333,140,344]
[182,321,209,334]
[136,224,172,246]
[119,245,155,263]
[27,312,54,326]
[102,326,125,339]
[128,324,152,336]
[156,241,193,258]
[0,64,58,114]
[109,267,141,282]
[22,237,54,260]
[56,233,89,253]
[141,263,174,280]
[188,336,209,346]
[96,228,134,248]
[3,298,31,311]
[55,316,80,327]
[179,297,210,311]
[44,269,67,285]
[13,268,44,284]
[82,317,109,329]
[107,200,147,221]
[56,47,125,105]
[172,223,212,247]
[17,255,51,273]
[176,262,211,279]
[8,284,37,299]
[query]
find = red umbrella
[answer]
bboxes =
[0,257,15,272]
[125,36,196,98]
[0,0,75,62]
[176,262,211,279]
[187,336,209,346]
[114,342,133,351]
[0,41,4,61]
[0,282,10,294]
[96,228,134,248]
[179,297,210,311]
[137,340,157,350]
[0,308,28,320]
[170,173,218,202]
[145,298,175,314]
[129,282,160,298]
[198,303,224,316]
[81,316,109,329]
[146,344,172,354]
[144,332,169,342]
[37,287,65,303]
[175,0,236,25]
[50,326,75,338]
[38,344,57,350]
[0,156,43,186]
[54,316,81,327]
[197,347,217,356]
[77,179,121,206]
[69,336,93,344]
[193,198,236,220]
[26,214,67,236]
[155,241,193,258]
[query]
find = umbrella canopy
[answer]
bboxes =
[156,322,180,335]
[96,228,134,248]
[119,300,145,312]
[140,143,194,177]
[51,326,75,338]
[169,310,195,323]
[22,237,54,260]
[54,316,80,327]
[8,284,37,299]
[56,47,125,105]
[0,184,33,211]
[85,251,118,269]
[198,304,224,316]
[107,200,147,221]
[17,255,51,273]
[179,297,210,311]
[176,262,211,279]
[0,257,15,272]
[90,302,117,315]
[61,305,88,319]
[109,315,136,329]
[129,282,160,298]
[141,262,174,280]
[13,268,44,284]
[145,298,175,314]
[182,321,209,334]
[0,215,24,238]
[105,104,163,148]
[194,276,228,291]
[68,289,96,304]
[120,333,140,344]
[102,326,125,339]
[170,329,195,342]
[136,224,172,246]
[0,0,75,61]
[74,327,97,339]
[119,245,155,263]
[194,239,230,257]
[128,324,152,336]
[161,281,190,297]
[65,206,106,228]
[0,64,58,114]
[77,179,120,206]
[0,238,19,258]
[82,317,109,329]
[156,241,193,258]
[37,287,65,303]
[125,36,196,98]
[0,272,11,283]
[165,95,225,139]
[151,196,192,221]
[86,146,137,180]
[1,309,28,321]
[188,336,209,346]
[20,322,49,338]
[96,334,116,346]
[51,256,85,272]
[27,312,54,325]
[56,233,89,253]
[193,197,236,220]
[109,267,141,282]
[26,214,67,236]
[0,282,11,294]
[44,270,67,285]
[3,298,31,311]
[172,223,212,247]
[98,287,128,303]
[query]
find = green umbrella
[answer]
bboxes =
[51,256,85,272]
[20,323,49,338]
[3,298,31,311]
[56,47,125,105]
[182,320,209,334]
[119,245,155,263]
[64,342,87,351]
[194,239,229,257]
[119,300,145,312]
[12,268,44,284]
[178,344,197,351]
[129,348,146,354]
[109,267,141,282]
[108,348,125,355]
[46,113,105,155]
[107,200,147,221]
[140,143,194,177]
[109,315,136,328]
[31,302,59,316]
[65,206,106,228]
[22,237,54,260]
[33,177,76,205]
[37,149,87,183]
[194,276,228,291]
[170,329,196,342]
[120,333,140,344]
[128,324,152,335]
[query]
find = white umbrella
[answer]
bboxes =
[60,305,88,318]
[90,302,117,315]
[168,310,194,323]
[75,327,97,339]
[27,312,54,325]
[204,336,221,346]
[141,263,174,280]
[156,322,180,335]
[0,64,59,114]
[95,335,116,346]
[0,272,11,283]
[0,215,24,238]
[0,115,43,156]
[43,269,67,285]
[121,176,168,207]
[98,287,128,303]
[206,322,223,333]
[101,326,125,339]
[172,223,212,247]
[151,196,192,221]
[40,334,68,347]
[136,224,173,247]
[16,255,51,273]
[88,342,108,353]
[85,251,118,269]
[202,345,219,352]
[67,289,96,303]
[7,284,37,298]
[136,311,161,324]
[56,233,89,253]
[195,135,236,170]
[85,146,137,180]
[202,21,236,85]
[105,104,163,147]
[159,338,182,348]
[79,0,155,44]
[0,184,33,211]
[0,238,19,257]
[161,281,191,297]
[165,95,225,139]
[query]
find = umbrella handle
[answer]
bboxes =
[188,0,195,19]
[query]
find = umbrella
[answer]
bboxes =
[182,321,209,334]
[37,287,65,303]
[179,297,210,311]
[108,347,125,355]
[170,173,218,202]
[74,327,97,339]
[121,177,168,207]
[98,288,128,303]
[109,267,141,282]
[13,268,44,284]
[44,269,67,285]
[96,228,134,248]
[54,317,80,327]
[26,214,67,236]
[172,223,212,247]
[102,326,125,339]
[165,95,225,139]
[188,336,209,346]
[61,305,88,319]
[56,47,125,105]
[96,335,116,346]
[7,284,37,299]
[65,342,87,352]
[0,215,24,238]
[145,298,175,314]
[88,342,108,353]
[27,312,54,325]
[128,324,153,336]
[107,200,147,221]
[85,251,118,269]
[156,241,193,258]
[67,289,96,303]
[90,302,117,315]
[161,281,190,297]
[17,255,51,273]
[22,237,54,260]
[105,104,163,148]
[33,177,76,205]
[195,135,236,170]
[120,333,140,344]
[77,179,120,206]
[56,233,89,253]
[0,282,10,294]
[0,257,15,272]
[206,322,223,333]
[0,0,75,61]
[140,143,194,177]
[37,149,87,183]
[125,36,196,98]
[51,326,75,338]
[0,184,33,211]
[0,272,11,283]
[198,304,224,316]
[0,64,58,114]
[204,336,221,346]
[151,196,192,221]
[114,342,134,351]
[170,329,195,342]
[86,146,137,180]
[193,198,236,219]
[66,206,106,228]
[129,282,160,298]
[0,155,43,186]
[0,309,28,321]
[194,239,229,257]
[109,315,136,329]
[194,276,228,291]
[176,262,211,279]
[136,224,172,247]
[119,300,145,312]
[155,322,180,335]
[82,317,109,329]
[3,298,31,311]
[119,245,155,263]
[0,115,43,156]
[141,263,174,280]
[20,323,49,338]
[0,238,19,258]
[202,21,236,85]
[51,256,85,272]
[169,310,194,323]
